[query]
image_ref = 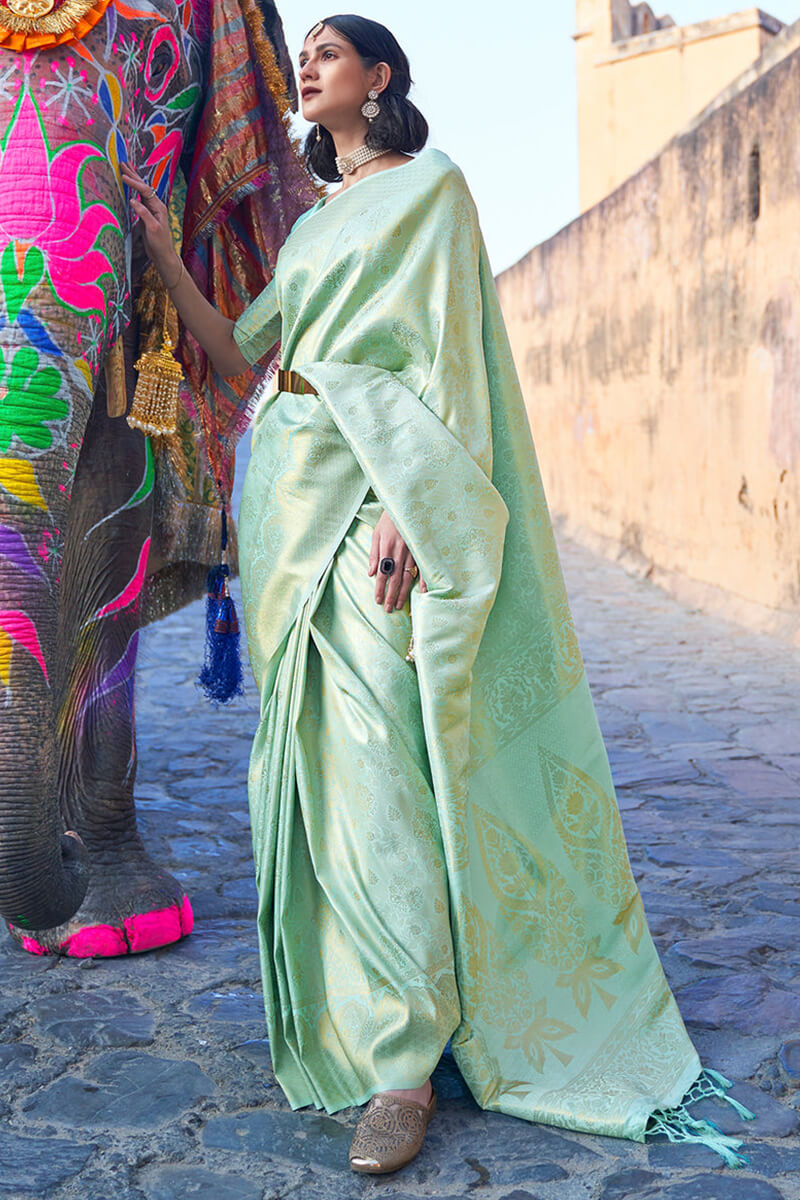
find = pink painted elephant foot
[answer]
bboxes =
[7,855,193,958]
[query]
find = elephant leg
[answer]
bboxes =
[9,401,192,956]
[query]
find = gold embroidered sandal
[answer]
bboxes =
[349,1086,437,1174]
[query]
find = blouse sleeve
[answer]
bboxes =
[233,276,281,366]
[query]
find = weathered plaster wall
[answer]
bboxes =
[498,35,800,638]
[576,0,782,210]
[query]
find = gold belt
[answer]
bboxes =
[277,368,317,396]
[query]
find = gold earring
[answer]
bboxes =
[361,89,380,122]
[316,124,322,142]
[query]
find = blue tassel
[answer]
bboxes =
[198,507,244,704]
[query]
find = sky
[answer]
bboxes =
[278,3,800,274]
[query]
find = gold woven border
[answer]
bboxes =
[239,0,291,117]
[0,0,96,34]
[239,0,324,179]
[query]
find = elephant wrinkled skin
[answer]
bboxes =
[0,0,314,954]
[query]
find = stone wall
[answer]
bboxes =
[497,29,800,640]
[575,0,782,210]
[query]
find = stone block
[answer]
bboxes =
[778,1039,800,1084]
[658,1173,785,1199]
[734,724,799,757]
[142,1167,263,1200]
[687,1027,776,1080]
[647,1139,724,1170]
[638,711,728,745]
[599,1168,663,1199]
[690,1081,799,1138]
[203,1109,351,1170]
[0,1043,35,1078]
[187,988,265,1025]
[645,844,744,870]
[672,923,798,971]
[30,990,155,1048]
[752,893,800,920]
[735,1141,800,1178]
[0,1132,95,1194]
[22,1051,215,1128]
[694,759,800,801]
[676,972,800,1036]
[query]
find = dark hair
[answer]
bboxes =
[302,14,429,183]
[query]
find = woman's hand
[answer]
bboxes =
[119,162,250,377]
[368,511,426,612]
[120,162,181,286]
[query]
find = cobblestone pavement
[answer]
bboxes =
[2,521,799,1200]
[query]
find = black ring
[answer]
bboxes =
[379,557,396,576]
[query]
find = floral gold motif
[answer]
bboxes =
[613,891,646,955]
[505,997,576,1073]
[7,0,56,18]
[473,803,586,971]
[539,746,638,911]
[556,935,622,1018]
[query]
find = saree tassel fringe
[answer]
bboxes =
[198,507,243,704]
[647,1070,756,1166]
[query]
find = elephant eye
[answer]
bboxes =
[143,28,180,100]
[150,48,171,77]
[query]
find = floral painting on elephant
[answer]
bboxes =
[0,0,317,956]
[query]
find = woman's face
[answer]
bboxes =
[298,25,384,131]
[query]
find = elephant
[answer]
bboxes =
[0,0,316,955]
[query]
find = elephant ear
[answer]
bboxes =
[178,0,318,504]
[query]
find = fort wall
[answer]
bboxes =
[498,23,800,640]
[576,0,783,209]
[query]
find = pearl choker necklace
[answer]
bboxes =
[335,145,390,176]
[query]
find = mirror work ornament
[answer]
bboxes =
[0,0,111,51]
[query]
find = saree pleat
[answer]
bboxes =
[245,495,460,1112]
[236,149,706,1139]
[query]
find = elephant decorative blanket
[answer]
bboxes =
[231,149,746,1151]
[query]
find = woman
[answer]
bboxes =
[122,14,750,1176]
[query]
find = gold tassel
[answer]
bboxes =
[127,303,183,437]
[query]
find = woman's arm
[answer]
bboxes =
[121,163,250,379]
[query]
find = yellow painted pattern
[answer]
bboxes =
[0,629,12,688]
[73,357,93,391]
[0,459,48,511]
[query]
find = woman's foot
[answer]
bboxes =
[349,1081,436,1175]
[384,1080,432,1105]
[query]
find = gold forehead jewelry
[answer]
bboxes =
[310,20,324,38]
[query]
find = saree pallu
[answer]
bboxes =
[235,149,723,1144]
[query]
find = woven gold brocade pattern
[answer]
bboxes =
[540,747,639,911]
[473,804,587,972]
[237,149,701,1137]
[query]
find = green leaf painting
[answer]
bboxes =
[0,346,69,455]
[165,85,200,111]
[1,243,45,324]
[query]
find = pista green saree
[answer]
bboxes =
[232,148,744,1152]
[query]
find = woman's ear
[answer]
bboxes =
[374,62,392,94]
[179,0,318,501]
